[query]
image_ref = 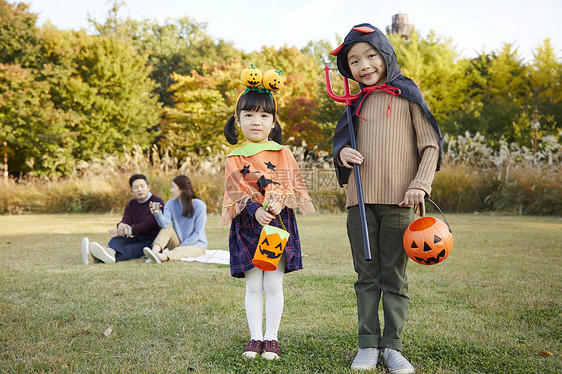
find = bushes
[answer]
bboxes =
[431,163,561,215]
[431,163,498,212]
[486,166,562,215]
[431,132,561,214]
[0,133,560,215]
[0,176,128,214]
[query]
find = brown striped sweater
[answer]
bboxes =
[342,91,440,209]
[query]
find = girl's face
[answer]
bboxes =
[236,109,275,143]
[171,182,181,200]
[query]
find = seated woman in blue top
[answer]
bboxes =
[143,175,207,264]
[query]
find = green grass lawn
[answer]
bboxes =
[1,213,560,373]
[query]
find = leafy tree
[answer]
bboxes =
[301,39,338,68]
[0,2,162,175]
[89,3,240,107]
[528,38,562,137]
[0,64,74,176]
[486,44,529,100]
[388,29,470,124]
[30,27,162,164]
[65,35,162,159]
[0,0,40,67]
[131,17,240,107]
[164,46,338,155]
[162,61,243,156]
[530,39,561,102]
[446,44,532,144]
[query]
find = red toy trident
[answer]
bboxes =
[324,65,371,261]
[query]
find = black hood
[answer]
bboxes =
[332,23,402,85]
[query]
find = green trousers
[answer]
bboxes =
[347,204,414,351]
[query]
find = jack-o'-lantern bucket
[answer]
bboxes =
[252,225,290,271]
[403,198,453,265]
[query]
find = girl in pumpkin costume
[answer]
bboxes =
[221,67,315,360]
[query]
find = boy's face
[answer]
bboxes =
[347,42,387,86]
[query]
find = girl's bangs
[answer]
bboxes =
[237,91,276,114]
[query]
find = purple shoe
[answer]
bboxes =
[262,340,281,360]
[242,339,263,358]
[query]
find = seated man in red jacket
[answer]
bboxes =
[81,174,165,264]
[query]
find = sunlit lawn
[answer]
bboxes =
[0,213,560,373]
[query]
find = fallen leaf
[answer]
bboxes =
[103,326,113,338]
[539,351,552,356]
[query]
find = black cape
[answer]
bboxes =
[331,23,443,187]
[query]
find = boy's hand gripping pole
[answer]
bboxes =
[324,65,371,261]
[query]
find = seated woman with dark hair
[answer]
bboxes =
[143,175,207,263]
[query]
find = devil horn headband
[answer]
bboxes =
[330,25,376,56]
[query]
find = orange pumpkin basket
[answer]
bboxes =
[403,198,453,265]
[252,214,290,271]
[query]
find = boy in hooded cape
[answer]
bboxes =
[332,23,443,189]
[331,23,443,372]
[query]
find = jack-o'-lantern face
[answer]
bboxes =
[262,69,285,92]
[258,232,287,259]
[403,217,453,265]
[241,65,263,87]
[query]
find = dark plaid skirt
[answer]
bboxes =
[228,207,302,278]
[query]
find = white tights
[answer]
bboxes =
[244,256,286,341]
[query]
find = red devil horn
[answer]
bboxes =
[353,26,375,33]
[332,25,375,55]
[330,43,344,56]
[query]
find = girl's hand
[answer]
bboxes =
[265,200,282,216]
[339,147,364,169]
[399,188,425,208]
[255,207,275,226]
[149,202,159,214]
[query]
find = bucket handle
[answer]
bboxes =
[276,214,287,232]
[425,197,452,233]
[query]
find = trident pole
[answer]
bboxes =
[324,65,371,260]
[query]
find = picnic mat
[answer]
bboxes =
[179,249,230,265]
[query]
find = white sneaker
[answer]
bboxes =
[143,247,162,264]
[81,237,95,264]
[381,348,415,374]
[89,242,116,263]
[351,348,380,370]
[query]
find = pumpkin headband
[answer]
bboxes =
[235,65,286,115]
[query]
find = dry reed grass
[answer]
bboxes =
[1,134,560,215]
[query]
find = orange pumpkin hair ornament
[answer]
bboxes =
[235,65,284,115]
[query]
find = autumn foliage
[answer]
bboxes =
[0,0,560,179]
